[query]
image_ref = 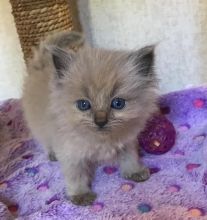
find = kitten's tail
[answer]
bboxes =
[41,31,84,51]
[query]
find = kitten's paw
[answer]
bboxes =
[71,192,97,206]
[48,152,58,161]
[124,167,150,182]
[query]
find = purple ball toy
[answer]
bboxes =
[138,115,176,155]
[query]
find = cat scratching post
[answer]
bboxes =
[9,0,81,61]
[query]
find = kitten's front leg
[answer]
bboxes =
[118,141,150,182]
[60,158,96,206]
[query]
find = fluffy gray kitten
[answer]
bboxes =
[22,31,158,206]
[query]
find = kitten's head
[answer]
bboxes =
[49,45,158,142]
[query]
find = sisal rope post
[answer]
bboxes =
[9,0,81,61]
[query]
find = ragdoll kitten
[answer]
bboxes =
[22,31,158,206]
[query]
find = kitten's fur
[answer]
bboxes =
[22,31,158,206]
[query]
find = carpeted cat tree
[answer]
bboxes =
[9,0,81,61]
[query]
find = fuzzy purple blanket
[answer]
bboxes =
[0,87,207,220]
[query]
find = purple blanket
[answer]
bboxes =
[1,87,207,220]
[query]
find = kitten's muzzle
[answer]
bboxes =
[94,111,108,128]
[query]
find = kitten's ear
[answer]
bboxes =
[48,46,75,79]
[130,45,155,76]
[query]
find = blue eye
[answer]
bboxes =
[111,98,125,110]
[76,99,91,111]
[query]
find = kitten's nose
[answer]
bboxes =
[94,111,108,128]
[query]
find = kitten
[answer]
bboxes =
[22,31,158,206]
